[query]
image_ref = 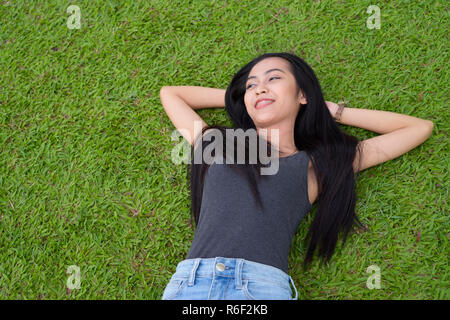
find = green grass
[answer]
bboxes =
[0,0,448,299]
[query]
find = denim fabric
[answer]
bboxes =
[161,257,298,300]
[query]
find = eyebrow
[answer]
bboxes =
[247,68,286,82]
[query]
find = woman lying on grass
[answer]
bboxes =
[159,52,434,300]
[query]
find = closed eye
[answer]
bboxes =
[246,76,280,89]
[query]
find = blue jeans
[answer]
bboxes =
[161,257,298,300]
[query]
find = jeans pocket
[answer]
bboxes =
[162,278,188,300]
[242,279,292,300]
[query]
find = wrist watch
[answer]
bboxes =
[335,102,345,123]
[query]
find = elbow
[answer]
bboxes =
[160,86,173,101]
[160,86,176,98]
[425,120,434,131]
[422,120,434,138]
[160,86,168,96]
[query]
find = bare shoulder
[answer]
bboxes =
[307,161,318,205]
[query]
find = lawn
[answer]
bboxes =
[0,0,448,299]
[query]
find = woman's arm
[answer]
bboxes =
[163,86,226,110]
[326,101,433,133]
[160,86,226,146]
[325,101,434,172]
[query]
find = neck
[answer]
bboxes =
[256,121,298,156]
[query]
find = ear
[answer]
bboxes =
[298,89,307,105]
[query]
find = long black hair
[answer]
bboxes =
[187,52,366,270]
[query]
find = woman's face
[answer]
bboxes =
[243,57,307,129]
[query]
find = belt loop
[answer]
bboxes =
[188,258,201,286]
[235,259,244,289]
[289,276,298,300]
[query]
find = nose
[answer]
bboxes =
[255,84,267,95]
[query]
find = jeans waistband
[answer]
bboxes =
[172,257,298,300]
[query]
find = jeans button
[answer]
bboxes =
[216,263,226,271]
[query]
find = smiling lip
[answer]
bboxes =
[255,99,274,109]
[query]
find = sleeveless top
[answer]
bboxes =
[186,150,312,274]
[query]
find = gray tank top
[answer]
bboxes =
[186,150,312,274]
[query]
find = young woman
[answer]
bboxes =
[159,52,434,300]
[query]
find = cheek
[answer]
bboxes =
[244,95,252,110]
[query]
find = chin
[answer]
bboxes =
[252,116,279,129]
